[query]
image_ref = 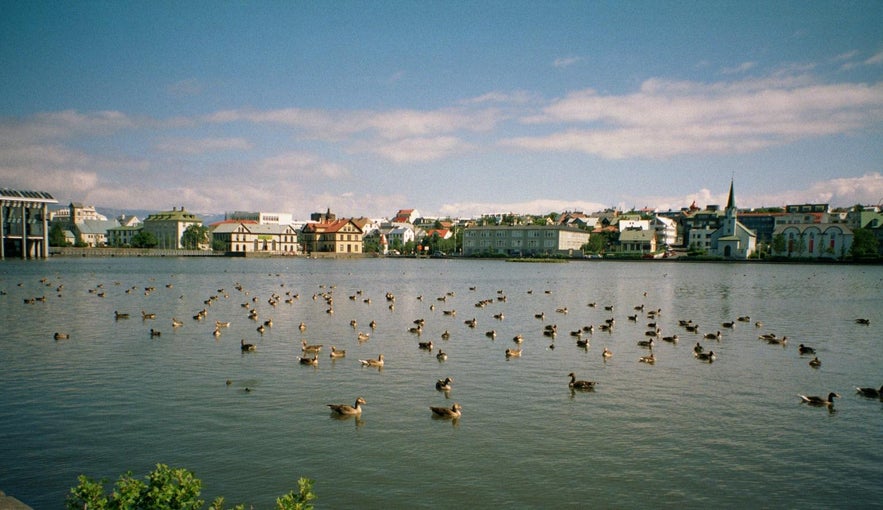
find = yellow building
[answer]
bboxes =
[301,219,364,254]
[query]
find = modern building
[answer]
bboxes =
[463,225,590,257]
[0,188,58,260]
[771,223,853,259]
[141,207,204,249]
[228,211,294,226]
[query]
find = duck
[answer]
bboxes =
[512,334,524,344]
[799,392,840,406]
[695,351,716,362]
[568,373,597,390]
[493,313,505,320]
[855,385,883,398]
[298,322,307,331]
[54,332,70,340]
[301,339,322,352]
[505,348,522,358]
[767,336,788,346]
[369,320,378,329]
[141,310,156,320]
[662,334,679,344]
[172,318,184,328]
[693,342,704,354]
[149,328,162,337]
[329,346,346,358]
[737,316,751,322]
[435,377,453,391]
[114,311,130,320]
[576,337,590,348]
[704,331,722,341]
[602,347,613,359]
[637,338,654,348]
[213,327,221,337]
[436,349,448,361]
[721,321,735,328]
[430,403,462,419]
[256,324,265,334]
[464,318,477,328]
[808,357,822,368]
[639,353,656,364]
[240,339,256,352]
[855,318,870,325]
[485,330,497,339]
[298,355,318,366]
[359,354,384,367]
[441,330,451,340]
[418,340,434,350]
[556,307,568,314]
[798,344,816,355]
[357,332,371,342]
[327,397,366,416]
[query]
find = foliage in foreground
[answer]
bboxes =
[66,464,315,510]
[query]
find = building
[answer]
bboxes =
[772,224,853,259]
[228,211,293,226]
[651,216,678,248]
[392,209,420,224]
[212,222,299,255]
[463,225,590,257]
[1,188,58,260]
[74,219,120,247]
[141,207,204,249]
[708,181,757,259]
[619,228,657,255]
[107,225,142,247]
[301,218,364,254]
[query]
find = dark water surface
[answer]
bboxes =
[1,257,881,508]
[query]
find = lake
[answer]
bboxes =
[1,257,881,508]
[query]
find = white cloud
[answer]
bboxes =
[721,61,756,75]
[438,198,609,219]
[257,151,349,180]
[366,136,472,163]
[553,56,582,68]
[155,137,253,154]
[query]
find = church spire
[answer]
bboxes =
[726,179,736,211]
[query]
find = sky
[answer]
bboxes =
[1,1,882,220]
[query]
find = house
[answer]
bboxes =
[772,224,853,259]
[212,222,299,255]
[619,228,657,255]
[301,218,364,254]
[386,225,416,247]
[651,216,678,248]
[392,209,420,224]
[107,225,141,247]
[463,225,590,257]
[141,207,204,249]
[74,219,120,247]
[708,181,757,259]
[227,211,293,226]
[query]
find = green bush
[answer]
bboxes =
[66,464,315,510]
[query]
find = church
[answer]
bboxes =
[709,180,757,259]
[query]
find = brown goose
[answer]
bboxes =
[240,339,256,352]
[799,392,840,406]
[302,339,322,353]
[327,397,366,416]
[568,373,597,390]
[359,354,385,367]
[329,346,346,358]
[435,377,453,391]
[430,403,462,419]
[298,355,318,366]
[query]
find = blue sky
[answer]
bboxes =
[1,1,882,219]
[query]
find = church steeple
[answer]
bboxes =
[726,179,736,211]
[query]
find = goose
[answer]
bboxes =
[639,353,656,364]
[602,347,613,359]
[443,309,456,316]
[357,332,371,342]
[799,392,840,406]
[436,349,448,361]
[256,324,265,334]
[704,331,722,341]
[556,307,568,314]
[350,319,358,328]
[369,320,378,329]
[695,351,716,362]
[54,332,70,340]
[798,344,816,355]
[240,339,256,352]
[512,334,524,344]
[637,338,654,348]
[485,330,497,339]
[576,337,590,348]
[737,316,751,322]
[213,327,221,337]
[722,321,735,328]
[493,313,505,320]
[172,318,184,328]
[298,322,307,331]
[430,403,462,419]
[808,357,822,368]
[693,342,704,354]
[568,373,597,390]
[141,310,156,320]
[441,330,451,340]
[329,346,346,358]
[535,312,546,320]
[464,318,477,328]
[767,336,788,346]
[435,377,453,391]
[301,339,322,352]
[685,324,700,333]
[505,348,522,358]
[298,355,318,365]
[149,328,161,337]
[327,397,366,416]
[359,354,384,367]
[645,328,661,337]
[855,318,870,325]
[855,385,883,398]
[662,334,679,344]
[114,311,130,320]
[418,340,434,350]
[582,325,594,334]
[263,318,273,328]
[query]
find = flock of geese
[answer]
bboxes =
[15,271,879,418]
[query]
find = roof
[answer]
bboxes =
[619,229,656,241]
[76,219,120,235]
[212,222,294,235]
[0,188,57,204]
[302,218,363,234]
[144,208,202,222]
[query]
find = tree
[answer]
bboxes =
[181,224,209,250]
[850,227,879,259]
[131,231,158,248]
[66,464,315,510]
[49,223,69,247]
[771,233,786,255]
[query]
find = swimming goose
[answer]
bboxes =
[141,311,156,320]
[240,339,256,352]
[704,331,722,341]
[808,357,822,367]
[370,320,378,329]
[149,328,161,337]
[576,337,590,348]
[737,316,751,322]
[568,373,597,390]
[512,334,524,344]
[418,340,434,350]
[695,351,716,362]
[582,325,594,334]
[256,324,265,334]
[54,332,70,340]
[662,334,679,344]
[602,347,613,359]
[301,339,322,352]
[639,353,656,364]
[298,322,307,331]
[799,392,840,406]
[637,338,654,348]
[464,318,477,328]
[693,342,703,354]
[855,318,870,325]
[357,332,371,342]
[798,344,816,355]
[486,330,497,339]
[213,327,221,337]
[430,403,462,419]
[328,397,366,416]
[435,377,453,391]
[493,313,505,320]
[722,321,735,328]
[855,385,883,398]
[172,318,184,328]
[359,354,385,367]
[556,307,568,314]
[505,348,522,358]
[298,355,319,365]
[436,349,448,361]
[114,311,130,320]
[441,330,451,340]
[329,346,346,358]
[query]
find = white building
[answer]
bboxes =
[229,211,293,226]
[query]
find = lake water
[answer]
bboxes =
[0,257,881,509]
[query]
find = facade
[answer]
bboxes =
[708,181,756,259]
[301,219,364,254]
[463,225,590,257]
[651,216,678,248]
[212,222,299,255]
[386,225,416,247]
[619,228,657,254]
[75,219,120,247]
[107,225,141,247]
[141,207,203,249]
[228,211,293,226]
[1,188,58,260]
[772,224,853,259]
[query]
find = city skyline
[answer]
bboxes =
[2,2,882,218]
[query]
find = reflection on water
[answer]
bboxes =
[1,257,882,509]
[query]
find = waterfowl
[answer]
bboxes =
[582,325,594,334]
[637,338,654,348]
[855,318,870,325]
[535,312,546,320]
[639,353,656,364]
[493,313,505,320]
[359,354,384,367]
[172,318,184,328]
[464,318,477,328]
[301,339,322,352]
[443,309,456,316]
[645,328,661,337]
[114,311,130,319]
[298,322,307,331]
[240,339,256,352]
[855,385,883,398]
[329,346,346,358]
[722,321,735,328]
[799,392,840,406]
[435,377,453,391]
[602,347,612,359]
[662,334,679,344]
[430,403,462,419]
[418,340,434,350]
[485,330,497,339]
[298,355,318,365]
[370,320,378,329]
[512,334,524,344]
[704,331,722,341]
[141,311,156,320]
[693,342,703,354]
[149,328,161,337]
[695,351,716,362]
[808,357,822,368]
[213,327,221,337]
[737,316,751,322]
[767,336,788,346]
[576,337,590,348]
[505,348,522,358]
[556,307,568,314]
[798,344,816,355]
[436,349,448,361]
[256,324,265,334]
[441,330,451,340]
[327,397,366,416]
[357,332,371,341]
[568,373,597,390]
[54,332,70,340]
